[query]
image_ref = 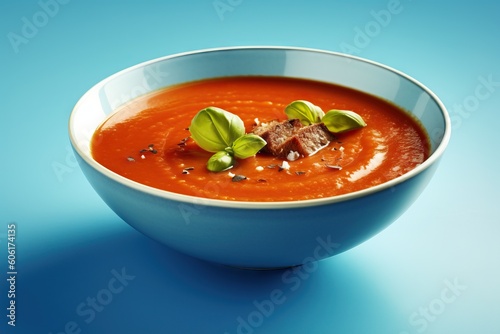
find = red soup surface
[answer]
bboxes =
[91,76,430,201]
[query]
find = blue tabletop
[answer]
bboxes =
[2,1,499,333]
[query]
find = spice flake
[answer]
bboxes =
[182,166,195,174]
[232,174,247,182]
[325,164,342,170]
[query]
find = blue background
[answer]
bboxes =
[1,0,499,333]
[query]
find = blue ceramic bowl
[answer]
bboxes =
[69,47,450,268]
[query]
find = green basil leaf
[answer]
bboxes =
[322,109,367,133]
[206,151,235,172]
[232,134,267,159]
[190,107,245,152]
[285,100,325,125]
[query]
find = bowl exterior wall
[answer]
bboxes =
[75,150,442,268]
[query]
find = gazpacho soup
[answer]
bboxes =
[91,76,430,201]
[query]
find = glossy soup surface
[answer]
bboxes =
[91,76,430,201]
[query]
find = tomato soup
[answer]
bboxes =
[91,76,430,201]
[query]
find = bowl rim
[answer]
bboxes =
[69,45,451,209]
